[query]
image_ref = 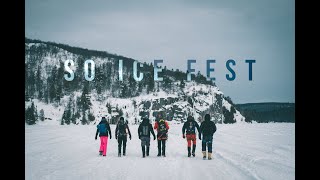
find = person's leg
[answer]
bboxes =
[202,136,207,159]
[208,136,213,160]
[186,134,192,157]
[123,136,127,155]
[118,137,122,156]
[99,136,103,155]
[102,136,107,156]
[146,137,150,156]
[157,139,161,156]
[162,140,166,156]
[192,134,196,157]
[141,137,145,157]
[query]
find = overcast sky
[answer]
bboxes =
[25,0,295,104]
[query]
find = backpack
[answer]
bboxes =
[118,124,127,136]
[158,120,167,133]
[97,123,107,134]
[186,121,196,134]
[141,125,149,136]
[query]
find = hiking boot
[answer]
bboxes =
[99,151,103,156]
[192,145,196,157]
[188,147,191,157]
[123,153,126,156]
[103,155,106,157]
[146,147,150,156]
[202,151,206,160]
[208,152,212,160]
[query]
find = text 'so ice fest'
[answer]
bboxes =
[64,59,256,82]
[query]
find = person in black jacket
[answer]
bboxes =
[199,114,217,160]
[95,117,112,156]
[138,117,156,158]
[115,117,132,157]
[182,116,200,157]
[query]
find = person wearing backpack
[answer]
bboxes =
[115,117,132,157]
[138,117,156,158]
[182,116,201,157]
[154,114,169,157]
[95,117,112,156]
[199,114,217,160]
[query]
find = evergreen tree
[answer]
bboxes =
[28,71,36,98]
[48,66,58,102]
[95,67,103,94]
[107,103,112,114]
[128,74,136,96]
[80,82,91,110]
[120,82,128,98]
[223,106,236,124]
[81,110,88,125]
[25,102,37,125]
[119,108,123,117]
[163,75,172,93]
[180,78,185,90]
[39,109,45,121]
[88,111,95,122]
[36,65,43,99]
[71,111,77,124]
[146,73,154,93]
[62,103,72,125]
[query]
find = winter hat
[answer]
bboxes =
[187,116,193,121]
[142,117,149,123]
[204,114,210,121]
[119,117,124,124]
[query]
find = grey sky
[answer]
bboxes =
[26,0,295,104]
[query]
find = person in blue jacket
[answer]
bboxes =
[95,117,112,156]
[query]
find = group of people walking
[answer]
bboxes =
[95,113,216,160]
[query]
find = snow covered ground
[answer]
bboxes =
[25,123,295,180]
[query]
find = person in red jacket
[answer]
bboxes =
[154,114,169,157]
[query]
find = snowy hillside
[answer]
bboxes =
[25,123,295,180]
[25,38,246,125]
[26,81,245,125]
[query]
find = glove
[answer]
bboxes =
[199,134,201,140]
[95,136,97,140]
[139,135,141,139]
[129,135,132,140]
[110,135,112,139]
[153,136,156,140]
[182,134,185,139]
[115,135,117,140]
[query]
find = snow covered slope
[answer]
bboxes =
[25,123,295,180]
[25,39,246,125]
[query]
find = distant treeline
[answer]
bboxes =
[236,102,295,123]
